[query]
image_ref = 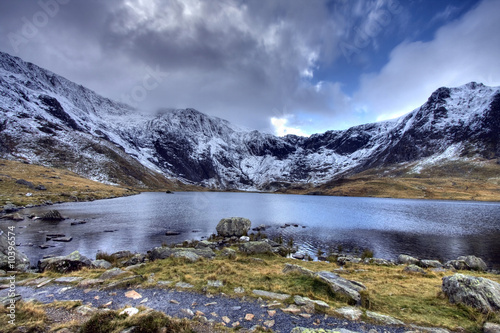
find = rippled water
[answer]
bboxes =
[6,192,500,269]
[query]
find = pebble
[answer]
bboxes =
[245,313,255,321]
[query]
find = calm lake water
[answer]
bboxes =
[6,192,500,269]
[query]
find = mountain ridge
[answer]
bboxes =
[1,51,499,195]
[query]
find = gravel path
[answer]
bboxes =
[2,285,409,333]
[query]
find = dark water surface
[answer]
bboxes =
[5,192,500,269]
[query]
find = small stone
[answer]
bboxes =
[119,307,139,317]
[210,312,218,317]
[232,321,240,327]
[170,299,180,304]
[175,282,194,289]
[140,298,148,304]
[264,320,275,328]
[195,310,205,316]
[299,313,312,318]
[234,287,245,294]
[102,301,112,308]
[205,302,217,306]
[267,310,276,317]
[54,276,83,284]
[222,316,231,323]
[181,308,194,317]
[207,280,223,288]
[282,304,301,315]
[245,313,255,321]
[124,290,142,299]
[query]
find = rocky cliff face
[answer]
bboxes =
[1,51,499,190]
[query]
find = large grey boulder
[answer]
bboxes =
[148,247,215,261]
[283,264,366,305]
[239,241,272,255]
[397,254,419,265]
[216,217,251,237]
[457,255,488,271]
[442,274,500,313]
[38,250,92,273]
[445,255,488,271]
[0,231,30,271]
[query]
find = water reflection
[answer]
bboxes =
[3,192,500,269]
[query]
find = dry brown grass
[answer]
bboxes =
[0,158,139,207]
[0,300,49,332]
[282,158,500,202]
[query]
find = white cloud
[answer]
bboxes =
[353,0,500,122]
[270,116,310,137]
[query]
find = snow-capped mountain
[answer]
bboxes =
[1,51,499,190]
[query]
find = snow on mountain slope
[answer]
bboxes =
[1,51,499,190]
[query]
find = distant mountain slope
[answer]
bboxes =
[1,51,499,194]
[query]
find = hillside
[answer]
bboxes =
[1,51,500,199]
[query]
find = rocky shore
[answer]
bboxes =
[1,215,500,332]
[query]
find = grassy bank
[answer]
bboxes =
[0,159,141,207]
[279,158,500,201]
[5,252,500,332]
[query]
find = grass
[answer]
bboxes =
[7,251,500,332]
[0,300,48,333]
[280,158,500,202]
[0,158,140,207]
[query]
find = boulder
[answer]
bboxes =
[39,210,64,221]
[337,256,362,265]
[397,254,419,265]
[100,268,129,280]
[293,295,329,310]
[334,306,363,321]
[442,274,500,313]
[16,179,34,189]
[282,264,315,278]
[445,259,469,271]
[239,241,273,255]
[38,250,91,273]
[403,264,426,274]
[109,250,132,260]
[92,259,112,269]
[365,311,404,325]
[315,271,367,305]
[148,247,215,261]
[419,260,443,268]
[457,255,488,271]
[364,258,394,266]
[0,231,30,272]
[252,289,290,300]
[484,322,500,333]
[3,203,18,213]
[216,217,251,237]
[122,253,147,266]
[220,248,237,259]
[283,264,366,305]
[445,255,488,271]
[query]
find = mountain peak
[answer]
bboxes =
[1,51,500,190]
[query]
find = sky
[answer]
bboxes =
[1,0,499,136]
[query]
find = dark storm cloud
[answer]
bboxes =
[2,1,494,135]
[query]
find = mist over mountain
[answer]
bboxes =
[1,51,499,191]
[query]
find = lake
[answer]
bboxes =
[6,192,500,269]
